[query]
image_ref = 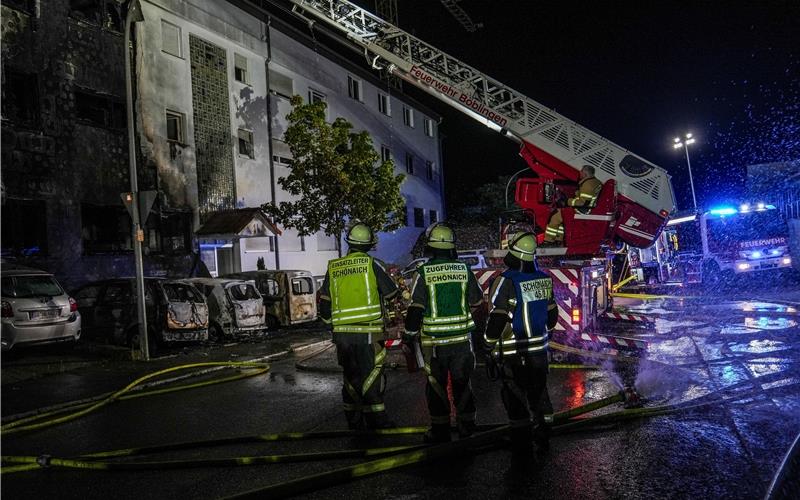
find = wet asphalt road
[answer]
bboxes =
[2,289,799,499]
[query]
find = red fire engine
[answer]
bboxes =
[290,0,676,358]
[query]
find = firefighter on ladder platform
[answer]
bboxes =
[403,223,484,443]
[319,222,399,430]
[544,165,603,245]
[482,232,558,453]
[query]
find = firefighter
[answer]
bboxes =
[544,165,603,244]
[319,222,399,430]
[403,223,484,443]
[482,232,558,452]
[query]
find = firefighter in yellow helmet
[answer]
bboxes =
[403,223,484,442]
[482,232,558,454]
[544,165,603,244]
[319,222,399,429]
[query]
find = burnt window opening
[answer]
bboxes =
[2,70,39,127]
[414,207,425,228]
[429,209,438,224]
[1,199,48,257]
[81,203,132,254]
[405,152,414,175]
[74,89,125,129]
[4,0,35,15]
[238,129,254,158]
[69,0,122,31]
[166,110,186,143]
[145,210,192,256]
[234,53,249,85]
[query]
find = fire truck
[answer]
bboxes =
[289,0,675,357]
[631,203,794,287]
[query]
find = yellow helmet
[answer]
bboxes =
[508,232,537,262]
[346,222,377,246]
[426,223,455,250]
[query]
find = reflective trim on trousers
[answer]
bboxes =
[361,403,386,413]
[361,347,386,396]
[423,362,450,408]
[500,342,548,355]
[423,313,471,324]
[333,323,384,334]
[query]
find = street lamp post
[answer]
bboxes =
[124,0,149,360]
[673,133,698,210]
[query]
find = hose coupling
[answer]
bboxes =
[36,454,52,467]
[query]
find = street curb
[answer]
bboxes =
[0,339,332,425]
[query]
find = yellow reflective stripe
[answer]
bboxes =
[334,324,384,333]
[579,193,596,199]
[501,343,548,354]
[362,403,385,413]
[422,319,475,333]
[335,304,383,314]
[332,310,384,322]
[421,333,470,346]
[423,314,471,324]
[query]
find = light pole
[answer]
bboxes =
[673,132,698,210]
[124,0,149,360]
[504,167,529,209]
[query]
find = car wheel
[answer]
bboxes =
[209,324,225,344]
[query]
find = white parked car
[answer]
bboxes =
[1,265,81,351]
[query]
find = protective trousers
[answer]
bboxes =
[335,340,388,429]
[500,352,552,447]
[423,344,476,430]
[544,210,565,243]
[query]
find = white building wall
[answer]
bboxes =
[139,0,443,277]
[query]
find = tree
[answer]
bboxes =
[262,96,405,256]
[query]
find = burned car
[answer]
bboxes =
[71,278,208,349]
[187,278,266,342]
[224,270,317,328]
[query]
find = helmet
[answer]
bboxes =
[508,232,537,262]
[345,222,377,246]
[426,223,455,250]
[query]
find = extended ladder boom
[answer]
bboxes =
[290,0,676,247]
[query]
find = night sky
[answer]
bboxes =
[385,0,799,213]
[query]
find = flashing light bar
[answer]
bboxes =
[667,214,697,225]
[737,263,750,270]
[710,207,737,216]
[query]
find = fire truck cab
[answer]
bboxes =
[633,204,794,286]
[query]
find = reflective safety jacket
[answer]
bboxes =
[567,176,603,210]
[328,252,384,334]
[416,260,476,346]
[486,269,555,356]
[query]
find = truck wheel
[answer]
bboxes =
[702,262,721,289]
[209,324,225,344]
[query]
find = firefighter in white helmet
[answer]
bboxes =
[319,222,399,430]
[482,232,558,453]
[403,223,484,442]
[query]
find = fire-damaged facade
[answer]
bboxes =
[1,0,444,286]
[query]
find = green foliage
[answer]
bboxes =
[262,96,406,248]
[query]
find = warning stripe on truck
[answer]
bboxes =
[601,311,655,323]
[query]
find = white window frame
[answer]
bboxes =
[403,106,415,128]
[381,145,391,163]
[165,109,185,143]
[424,118,435,138]
[426,160,434,180]
[308,88,326,104]
[347,75,363,102]
[405,152,414,175]
[378,93,391,116]
[161,19,182,58]
[234,53,249,85]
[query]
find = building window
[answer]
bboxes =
[270,70,293,99]
[155,211,192,255]
[424,118,435,137]
[378,93,391,116]
[381,145,391,163]
[317,232,339,252]
[414,207,425,228]
[281,228,305,252]
[403,106,414,128]
[405,153,414,175]
[166,110,185,143]
[234,53,249,84]
[161,20,182,57]
[272,155,293,166]
[347,75,362,102]
[308,88,326,104]
[426,160,434,180]
[238,129,254,158]
[75,89,125,129]
[1,199,48,257]
[81,204,132,254]
[1,70,39,127]
[429,209,438,224]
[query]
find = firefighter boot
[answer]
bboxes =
[533,423,550,453]
[424,424,452,443]
[457,420,477,439]
[509,425,533,453]
[345,411,364,431]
